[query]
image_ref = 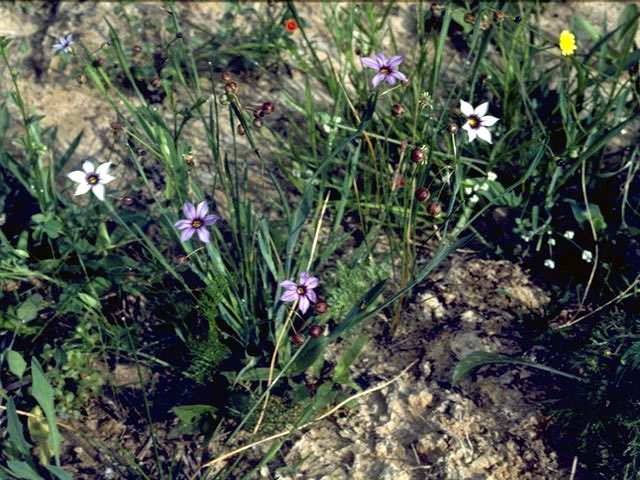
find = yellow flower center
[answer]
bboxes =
[380,67,390,74]
[192,219,202,228]
[469,117,478,127]
[559,30,576,56]
[87,174,98,185]
[297,286,305,295]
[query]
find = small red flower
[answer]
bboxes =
[285,19,297,32]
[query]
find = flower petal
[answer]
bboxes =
[174,219,192,229]
[390,71,408,83]
[474,102,489,118]
[92,183,105,201]
[298,295,310,314]
[371,73,386,88]
[66,34,73,44]
[96,162,112,176]
[361,57,380,70]
[180,228,195,242]
[461,120,472,132]
[476,127,492,144]
[196,228,211,243]
[82,161,95,173]
[386,75,397,86]
[460,100,474,117]
[53,43,63,50]
[387,55,404,67]
[67,170,86,184]
[280,289,298,302]
[302,276,319,289]
[99,173,116,184]
[306,289,317,303]
[466,128,478,143]
[183,202,196,220]
[480,115,499,127]
[299,271,310,283]
[280,280,297,290]
[374,53,387,65]
[203,214,219,226]
[74,182,92,196]
[195,200,208,218]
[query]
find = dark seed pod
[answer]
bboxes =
[464,13,476,24]
[630,63,639,76]
[261,101,275,114]
[411,147,425,164]
[391,104,405,118]
[134,147,147,156]
[427,201,442,216]
[110,121,123,131]
[556,158,566,167]
[493,11,505,22]
[122,195,134,206]
[354,47,361,56]
[315,300,328,314]
[514,15,522,23]
[415,187,430,202]
[253,117,263,128]
[447,123,459,134]
[176,32,184,39]
[237,124,245,135]
[309,325,324,338]
[221,71,232,83]
[291,333,306,346]
[225,81,238,94]
[305,382,318,392]
[77,74,87,85]
[176,255,188,265]
[151,77,161,88]
[132,45,142,54]
[94,57,105,67]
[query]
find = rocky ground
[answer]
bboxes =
[1,2,636,479]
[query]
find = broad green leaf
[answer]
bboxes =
[452,351,586,386]
[17,294,43,323]
[77,292,100,310]
[7,398,33,456]
[31,358,62,466]
[44,466,73,480]
[7,350,27,378]
[6,461,44,480]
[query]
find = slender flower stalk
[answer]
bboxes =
[174,201,219,243]
[67,161,115,201]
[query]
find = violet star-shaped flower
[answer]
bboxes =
[460,100,499,144]
[279,271,319,314]
[174,201,219,243]
[53,34,74,53]
[361,53,408,88]
[67,161,115,201]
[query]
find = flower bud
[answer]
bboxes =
[630,63,639,76]
[221,71,232,83]
[134,147,147,156]
[122,195,134,206]
[427,201,442,216]
[151,77,161,88]
[430,2,444,13]
[493,11,505,22]
[315,300,328,314]
[391,104,405,118]
[237,124,245,135]
[411,147,425,164]
[305,381,318,392]
[184,154,194,167]
[291,333,306,346]
[77,74,87,85]
[176,255,188,265]
[253,117,263,128]
[132,45,142,54]
[176,32,184,39]
[110,121,123,131]
[514,15,522,23]
[415,187,430,202]
[261,101,275,114]
[447,123,459,134]
[464,13,476,25]
[309,325,324,338]
[94,57,105,67]
[225,81,238,94]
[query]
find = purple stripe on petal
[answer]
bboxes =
[280,280,298,289]
[299,271,310,283]
[374,53,387,65]
[280,290,299,302]
[361,57,380,70]
[386,75,397,86]
[183,202,196,220]
[306,290,317,303]
[391,71,408,83]
[174,219,192,229]
[303,276,319,289]
[371,72,386,88]
[387,55,404,67]
[196,200,208,218]
[180,228,195,242]
[298,296,310,314]
[203,214,219,226]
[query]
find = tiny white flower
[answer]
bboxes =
[464,186,473,195]
[544,259,555,269]
[563,230,575,240]
[480,183,489,191]
[67,161,115,201]
[473,184,479,191]
[522,234,531,243]
[460,100,499,144]
[322,124,331,133]
[487,171,497,181]
[548,238,556,246]
[470,194,479,204]
[582,250,593,263]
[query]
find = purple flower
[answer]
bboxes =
[67,161,115,201]
[361,53,408,88]
[174,201,219,243]
[279,271,319,314]
[53,34,74,53]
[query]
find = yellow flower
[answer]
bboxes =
[559,30,577,56]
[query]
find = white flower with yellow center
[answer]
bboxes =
[67,161,115,201]
[460,100,499,144]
